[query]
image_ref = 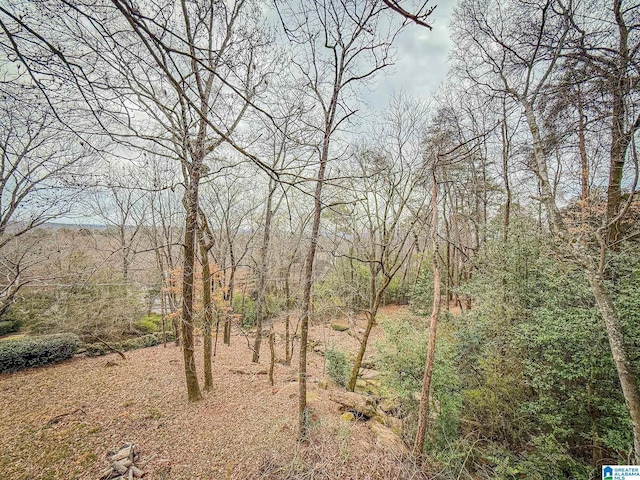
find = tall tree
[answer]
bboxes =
[343,97,429,392]
[276,0,422,437]
[0,88,90,316]
[452,0,640,460]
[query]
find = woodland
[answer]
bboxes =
[0,0,639,479]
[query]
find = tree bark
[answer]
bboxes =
[587,268,640,464]
[414,173,441,455]
[347,312,375,392]
[268,329,275,386]
[501,117,511,243]
[253,181,276,363]
[199,228,214,391]
[298,149,327,438]
[181,163,203,402]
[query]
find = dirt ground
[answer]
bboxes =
[0,306,431,479]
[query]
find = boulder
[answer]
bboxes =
[355,378,380,397]
[360,368,379,380]
[378,398,399,415]
[330,323,349,332]
[374,409,404,435]
[340,412,356,422]
[370,421,407,453]
[329,390,376,418]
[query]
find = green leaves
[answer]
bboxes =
[0,333,81,373]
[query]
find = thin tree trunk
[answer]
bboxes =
[199,229,214,391]
[299,133,329,439]
[285,270,291,365]
[501,117,511,242]
[253,182,276,363]
[161,288,167,348]
[268,329,275,386]
[587,268,640,464]
[347,312,375,392]
[214,316,220,356]
[414,173,441,455]
[224,317,231,345]
[577,91,589,202]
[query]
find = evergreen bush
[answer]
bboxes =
[0,321,18,336]
[84,331,175,357]
[325,348,350,387]
[0,333,81,373]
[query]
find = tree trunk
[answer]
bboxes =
[501,115,511,243]
[577,90,589,203]
[224,317,231,345]
[161,288,167,348]
[606,0,632,245]
[524,99,640,463]
[268,329,275,386]
[587,268,640,464]
[347,313,375,392]
[414,173,441,455]
[199,229,214,391]
[181,164,203,402]
[253,182,276,363]
[298,133,329,439]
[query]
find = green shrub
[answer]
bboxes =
[84,332,176,357]
[0,321,19,336]
[134,313,162,334]
[409,263,434,315]
[233,294,257,327]
[0,333,81,373]
[376,316,461,450]
[325,348,351,387]
[84,342,111,357]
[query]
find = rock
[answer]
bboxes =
[329,391,376,418]
[355,378,381,397]
[378,398,398,414]
[412,391,422,402]
[360,368,379,380]
[386,416,403,435]
[370,421,407,453]
[330,323,349,331]
[340,412,356,422]
[374,410,404,435]
[229,365,268,375]
[317,378,335,390]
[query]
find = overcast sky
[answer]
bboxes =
[363,1,456,111]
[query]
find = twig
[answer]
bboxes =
[46,408,85,426]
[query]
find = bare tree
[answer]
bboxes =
[342,97,429,392]
[276,0,423,437]
[89,170,148,284]
[413,167,440,455]
[87,0,271,401]
[0,88,90,317]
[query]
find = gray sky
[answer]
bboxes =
[364,0,455,111]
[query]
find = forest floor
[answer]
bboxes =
[0,305,433,479]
